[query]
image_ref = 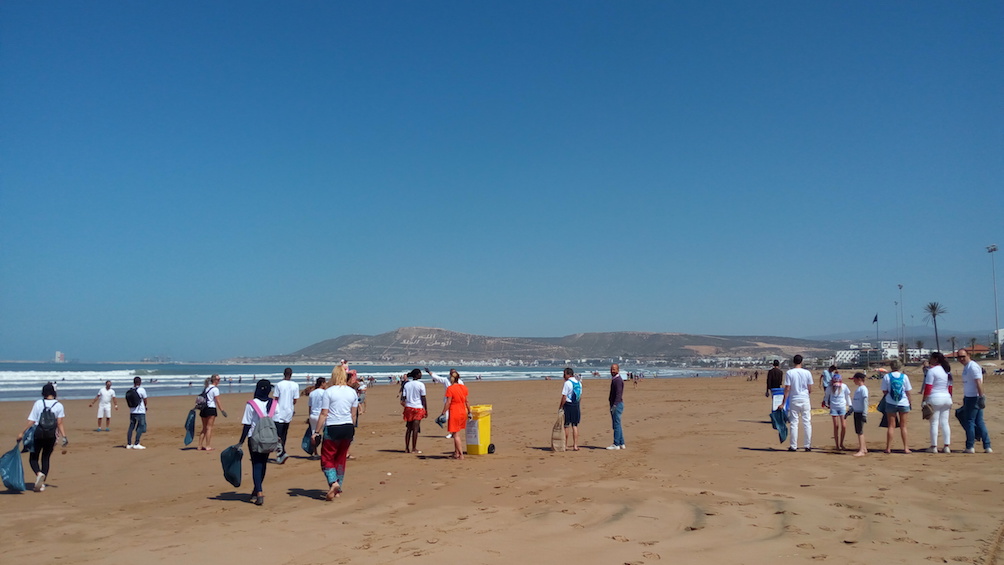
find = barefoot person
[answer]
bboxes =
[559,367,582,451]
[851,372,869,456]
[88,380,118,432]
[313,365,358,501]
[16,383,67,492]
[401,369,427,454]
[823,373,851,450]
[881,359,913,453]
[198,374,227,451]
[440,370,471,459]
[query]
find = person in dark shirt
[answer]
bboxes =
[607,364,626,450]
[766,360,784,397]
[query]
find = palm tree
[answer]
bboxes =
[969,337,978,353]
[915,340,925,350]
[924,302,947,352]
[949,336,957,352]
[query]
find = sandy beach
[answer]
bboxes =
[2,366,1002,565]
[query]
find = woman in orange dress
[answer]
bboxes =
[440,370,471,459]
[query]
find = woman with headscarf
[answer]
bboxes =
[238,379,274,506]
[313,365,358,501]
[16,383,67,492]
[922,352,953,453]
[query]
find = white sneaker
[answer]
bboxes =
[986,448,994,454]
[606,445,620,450]
[133,444,146,450]
[445,433,453,439]
[619,445,626,450]
[926,447,937,453]
[126,444,133,449]
[33,473,45,492]
[965,447,976,454]
[943,447,951,454]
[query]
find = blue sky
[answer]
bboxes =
[2,2,1002,361]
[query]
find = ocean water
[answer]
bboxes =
[0,362,711,402]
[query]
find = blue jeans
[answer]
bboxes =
[961,397,991,450]
[610,402,624,446]
[127,414,146,445]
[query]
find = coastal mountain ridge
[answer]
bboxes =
[244,327,845,364]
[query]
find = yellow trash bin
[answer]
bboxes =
[466,404,493,455]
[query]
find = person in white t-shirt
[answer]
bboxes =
[922,352,953,453]
[272,368,300,463]
[198,374,227,451]
[401,369,427,454]
[88,380,118,431]
[881,359,913,454]
[781,355,814,452]
[957,349,991,453]
[126,376,149,449]
[850,372,870,457]
[306,377,327,459]
[823,373,851,450]
[313,366,359,501]
[17,383,67,492]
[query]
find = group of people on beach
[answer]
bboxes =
[769,349,992,456]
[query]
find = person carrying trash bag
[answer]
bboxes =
[16,383,67,492]
[236,380,278,506]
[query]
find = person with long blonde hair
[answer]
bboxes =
[313,364,357,500]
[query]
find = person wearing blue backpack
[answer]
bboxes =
[16,383,67,492]
[881,360,913,453]
[559,368,582,451]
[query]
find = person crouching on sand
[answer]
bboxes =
[401,369,427,454]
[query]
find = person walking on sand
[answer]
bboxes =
[922,352,953,453]
[272,367,299,464]
[881,359,913,453]
[957,349,991,453]
[401,369,427,454]
[239,380,275,506]
[89,380,118,432]
[607,364,626,450]
[766,359,784,403]
[313,366,358,500]
[306,376,327,459]
[198,374,227,451]
[126,376,149,449]
[782,355,813,452]
[441,370,471,459]
[426,368,464,439]
[559,367,582,451]
[16,383,68,492]
[823,373,851,450]
[851,372,869,456]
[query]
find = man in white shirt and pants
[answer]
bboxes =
[782,354,814,452]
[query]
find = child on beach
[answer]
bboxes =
[823,373,851,450]
[850,372,869,456]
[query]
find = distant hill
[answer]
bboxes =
[243,327,844,364]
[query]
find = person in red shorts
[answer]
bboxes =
[401,369,427,454]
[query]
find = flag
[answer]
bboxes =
[872,314,878,324]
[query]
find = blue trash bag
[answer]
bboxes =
[220,444,243,488]
[21,426,35,453]
[301,425,313,455]
[184,409,197,446]
[1,441,26,492]
[769,407,788,444]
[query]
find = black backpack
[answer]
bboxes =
[126,387,142,408]
[35,400,59,440]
